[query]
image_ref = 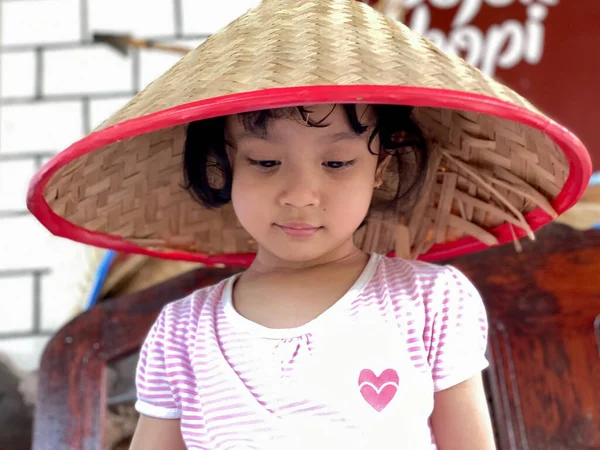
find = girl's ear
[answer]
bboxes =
[374,153,393,188]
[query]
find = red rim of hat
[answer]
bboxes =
[27,85,593,266]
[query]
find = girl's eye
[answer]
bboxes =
[323,160,355,169]
[247,158,280,169]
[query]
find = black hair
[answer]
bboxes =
[182,104,428,213]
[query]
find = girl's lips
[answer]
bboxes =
[276,223,322,237]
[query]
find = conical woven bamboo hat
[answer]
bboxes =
[27,0,591,266]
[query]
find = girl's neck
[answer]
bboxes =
[231,241,374,330]
[247,240,367,277]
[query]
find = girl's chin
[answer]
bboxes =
[265,246,327,262]
[255,235,357,264]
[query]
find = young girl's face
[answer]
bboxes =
[225,104,386,264]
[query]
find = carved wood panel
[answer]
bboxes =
[446,224,600,450]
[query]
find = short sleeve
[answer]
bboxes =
[427,265,489,392]
[135,305,182,419]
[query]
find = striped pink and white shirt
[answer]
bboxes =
[135,253,489,449]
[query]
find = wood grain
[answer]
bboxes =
[445,224,600,450]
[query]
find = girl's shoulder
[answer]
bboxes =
[376,253,454,284]
[375,254,480,305]
[155,275,234,329]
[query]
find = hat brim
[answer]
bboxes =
[27,84,592,266]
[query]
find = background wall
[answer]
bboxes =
[0,0,260,372]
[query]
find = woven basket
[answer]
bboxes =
[27,0,591,265]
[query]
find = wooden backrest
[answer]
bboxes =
[445,223,600,450]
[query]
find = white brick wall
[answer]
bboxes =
[181,0,260,34]
[89,96,133,129]
[1,102,83,153]
[0,0,255,374]
[44,47,133,95]
[0,51,37,99]
[88,0,176,38]
[0,276,34,333]
[0,336,52,372]
[0,158,37,211]
[0,215,80,271]
[2,0,81,46]
[139,48,185,90]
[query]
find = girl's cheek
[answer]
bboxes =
[232,171,270,198]
[235,168,262,187]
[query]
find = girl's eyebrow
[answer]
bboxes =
[321,131,363,143]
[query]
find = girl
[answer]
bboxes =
[26,0,590,448]
[129,103,497,449]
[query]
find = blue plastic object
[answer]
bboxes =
[84,250,117,310]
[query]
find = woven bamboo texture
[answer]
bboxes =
[42,0,569,259]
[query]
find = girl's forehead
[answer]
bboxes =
[226,103,375,135]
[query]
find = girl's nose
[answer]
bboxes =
[278,168,321,208]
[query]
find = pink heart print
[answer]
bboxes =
[358,368,399,412]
